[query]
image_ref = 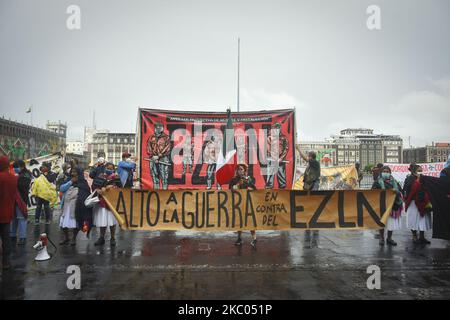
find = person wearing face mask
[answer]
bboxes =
[118,152,136,188]
[59,167,92,246]
[58,168,79,245]
[31,164,57,225]
[10,160,32,245]
[92,163,120,246]
[372,166,404,246]
[405,164,432,244]
[89,157,106,180]
[229,164,257,248]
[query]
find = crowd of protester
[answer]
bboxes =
[0,152,136,269]
[0,150,449,269]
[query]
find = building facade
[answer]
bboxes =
[66,140,85,155]
[403,142,450,164]
[89,132,136,166]
[299,128,403,169]
[0,117,67,160]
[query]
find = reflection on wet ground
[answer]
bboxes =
[1,210,450,299]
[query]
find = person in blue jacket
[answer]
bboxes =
[117,152,136,188]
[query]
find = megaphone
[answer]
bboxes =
[33,233,51,261]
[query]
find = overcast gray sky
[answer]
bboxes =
[1,0,449,147]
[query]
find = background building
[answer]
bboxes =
[299,128,403,169]
[403,142,450,163]
[89,132,136,166]
[66,140,84,155]
[0,117,67,160]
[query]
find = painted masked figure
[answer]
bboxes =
[265,123,289,189]
[182,139,193,176]
[203,136,218,189]
[147,123,171,190]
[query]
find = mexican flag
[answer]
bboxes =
[215,109,237,186]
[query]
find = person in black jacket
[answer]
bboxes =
[229,164,257,248]
[73,167,93,243]
[10,160,32,245]
[89,157,106,179]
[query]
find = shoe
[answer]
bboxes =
[250,239,257,248]
[10,237,17,243]
[234,238,243,246]
[94,237,105,246]
[420,238,431,244]
[34,220,40,226]
[18,238,26,246]
[70,239,77,246]
[59,239,70,245]
[386,239,397,246]
[110,238,116,247]
[45,220,51,225]
[379,239,385,246]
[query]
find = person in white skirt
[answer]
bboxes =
[59,176,79,245]
[372,166,404,246]
[405,165,432,244]
[92,163,120,246]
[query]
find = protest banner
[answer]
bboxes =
[102,188,395,231]
[137,108,296,190]
[294,164,359,190]
[384,162,445,186]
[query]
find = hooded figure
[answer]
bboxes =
[72,167,93,235]
[0,156,17,269]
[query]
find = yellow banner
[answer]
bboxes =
[102,189,395,231]
[294,164,359,190]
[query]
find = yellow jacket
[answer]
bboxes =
[31,175,57,206]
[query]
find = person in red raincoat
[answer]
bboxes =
[0,156,18,269]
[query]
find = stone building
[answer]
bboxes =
[88,132,136,166]
[403,142,450,163]
[299,128,403,169]
[0,117,66,160]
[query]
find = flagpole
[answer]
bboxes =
[237,37,240,113]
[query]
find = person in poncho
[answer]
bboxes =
[92,163,121,247]
[31,164,58,225]
[59,167,92,246]
[405,164,432,244]
[372,166,403,246]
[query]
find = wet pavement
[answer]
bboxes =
[1,209,450,299]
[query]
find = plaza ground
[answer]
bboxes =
[1,209,450,299]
